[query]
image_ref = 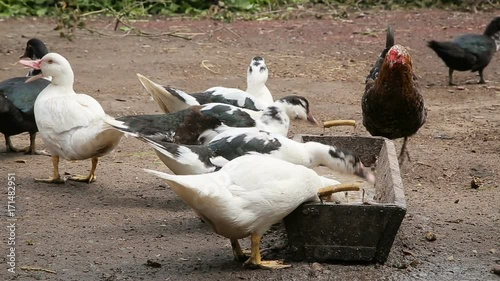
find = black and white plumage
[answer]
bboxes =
[130,127,375,185]
[137,56,272,113]
[0,38,50,154]
[428,16,500,85]
[105,95,318,145]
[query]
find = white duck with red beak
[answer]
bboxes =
[19,53,123,184]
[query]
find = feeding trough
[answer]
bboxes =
[283,135,406,263]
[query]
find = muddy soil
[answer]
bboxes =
[1,8,499,281]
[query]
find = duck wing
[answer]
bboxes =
[140,135,220,175]
[200,104,257,127]
[201,87,266,111]
[0,77,50,113]
[37,94,107,135]
[208,128,282,161]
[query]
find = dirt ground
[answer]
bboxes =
[1,8,499,281]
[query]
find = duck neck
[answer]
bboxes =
[484,21,500,51]
[246,73,274,105]
[246,82,273,105]
[491,31,500,51]
[47,70,75,94]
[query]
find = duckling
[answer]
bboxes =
[138,56,273,113]
[144,154,357,269]
[19,53,123,183]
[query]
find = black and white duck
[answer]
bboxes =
[137,56,273,113]
[105,95,319,145]
[131,127,375,185]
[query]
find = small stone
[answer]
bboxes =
[471,177,481,189]
[492,265,500,275]
[425,231,437,242]
[489,249,496,254]
[447,255,454,261]
[472,250,477,254]
[454,199,459,203]
[409,259,421,267]
[145,259,162,268]
[310,262,323,272]
[392,262,407,269]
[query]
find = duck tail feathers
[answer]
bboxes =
[101,114,138,137]
[137,73,199,114]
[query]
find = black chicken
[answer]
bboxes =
[0,38,50,154]
[362,26,427,163]
[428,16,500,85]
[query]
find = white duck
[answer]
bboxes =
[19,53,123,183]
[138,56,273,113]
[145,154,359,269]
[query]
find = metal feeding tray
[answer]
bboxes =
[283,135,406,263]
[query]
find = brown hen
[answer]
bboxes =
[362,26,427,163]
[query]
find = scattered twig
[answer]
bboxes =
[201,60,219,74]
[80,9,107,17]
[20,266,57,274]
[224,27,241,38]
[416,161,433,167]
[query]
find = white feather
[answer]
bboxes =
[30,53,123,160]
[144,155,329,239]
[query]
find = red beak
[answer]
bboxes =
[307,112,321,126]
[19,59,42,70]
[19,59,44,83]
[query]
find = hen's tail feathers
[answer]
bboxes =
[385,25,395,51]
[366,25,395,83]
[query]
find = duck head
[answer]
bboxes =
[274,95,320,126]
[19,52,74,87]
[247,56,269,87]
[19,38,48,60]
[484,16,500,51]
[306,142,376,184]
[19,38,49,76]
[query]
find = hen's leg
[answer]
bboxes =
[398,137,411,164]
